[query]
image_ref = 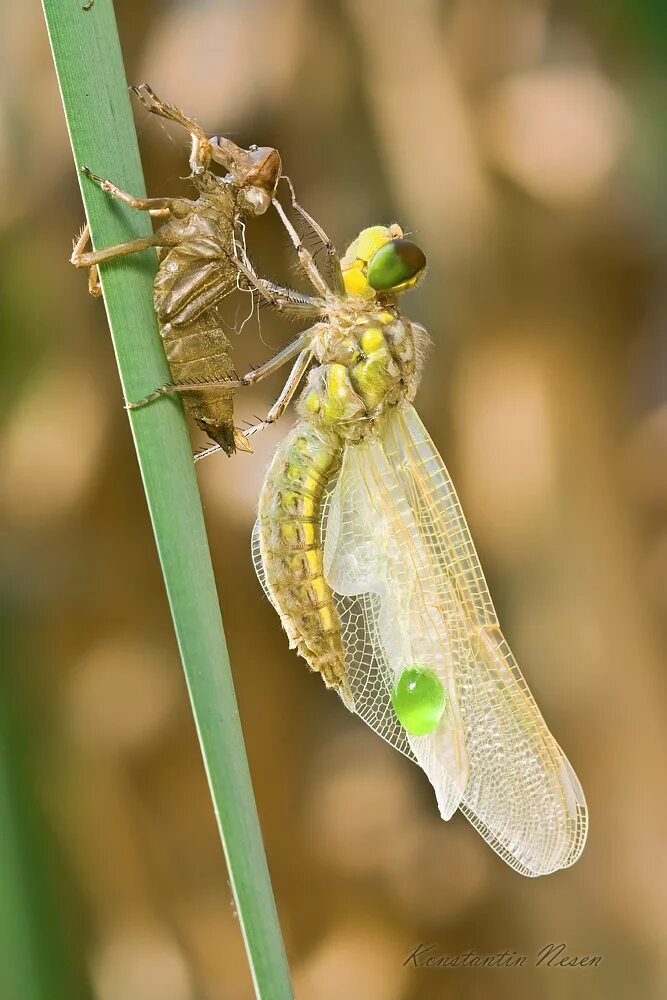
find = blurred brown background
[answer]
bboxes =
[2,1,667,998]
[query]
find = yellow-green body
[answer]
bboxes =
[253,226,588,879]
[258,305,427,688]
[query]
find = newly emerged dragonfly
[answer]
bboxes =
[179,213,588,876]
[71,84,284,454]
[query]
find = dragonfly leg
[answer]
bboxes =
[232,252,325,318]
[81,165,179,214]
[132,83,207,137]
[241,327,318,386]
[280,175,345,295]
[127,378,245,408]
[272,196,330,297]
[244,348,313,439]
[88,264,101,297]
[71,225,102,297]
[131,83,213,173]
[70,223,162,272]
[72,164,183,295]
[70,223,167,300]
[128,327,316,408]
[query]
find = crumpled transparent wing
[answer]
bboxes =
[382,404,588,876]
[321,437,468,820]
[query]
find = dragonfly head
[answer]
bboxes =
[209,137,282,215]
[341,224,426,300]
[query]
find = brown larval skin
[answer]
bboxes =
[71,86,282,455]
[152,154,281,455]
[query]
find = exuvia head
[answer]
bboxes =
[341,224,426,299]
[208,136,282,216]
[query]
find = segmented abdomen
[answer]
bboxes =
[258,421,346,688]
[154,247,239,453]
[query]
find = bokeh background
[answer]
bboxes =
[3,1,667,998]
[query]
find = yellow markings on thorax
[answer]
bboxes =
[305,391,321,414]
[305,364,361,426]
[302,317,405,422]
[360,325,385,355]
[349,325,397,413]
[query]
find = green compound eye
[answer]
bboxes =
[366,239,426,292]
[391,665,446,736]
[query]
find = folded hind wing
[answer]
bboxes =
[322,437,469,819]
[382,405,587,875]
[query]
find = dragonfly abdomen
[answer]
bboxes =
[258,421,346,688]
[160,312,238,454]
[153,220,243,454]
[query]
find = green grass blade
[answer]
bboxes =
[0,669,92,1000]
[40,4,294,997]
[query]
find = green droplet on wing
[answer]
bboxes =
[391,665,446,736]
[366,239,426,291]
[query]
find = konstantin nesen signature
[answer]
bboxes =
[404,942,603,969]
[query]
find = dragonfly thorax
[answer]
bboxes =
[299,312,421,442]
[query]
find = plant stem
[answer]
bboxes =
[41,3,293,996]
